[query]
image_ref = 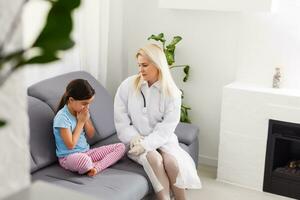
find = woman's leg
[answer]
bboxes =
[161,151,186,200]
[59,152,94,174]
[146,151,170,200]
[86,143,125,173]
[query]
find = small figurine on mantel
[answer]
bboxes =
[272,67,281,88]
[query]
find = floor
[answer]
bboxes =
[186,165,295,200]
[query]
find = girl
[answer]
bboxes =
[114,44,201,200]
[54,79,125,177]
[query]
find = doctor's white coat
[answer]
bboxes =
[114,75,202,190]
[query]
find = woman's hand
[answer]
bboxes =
[130,135,144,149]
[128,144,145,156]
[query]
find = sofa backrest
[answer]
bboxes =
[28,71,116,143]
[28,96,57,173]
[28,71,117,172]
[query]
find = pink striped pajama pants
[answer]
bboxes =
[59,143,125,174]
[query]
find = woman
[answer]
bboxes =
[114,44,201,200]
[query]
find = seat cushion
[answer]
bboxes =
[31,164,149,200]
[28,70,116,144]
[28,96,57,172]
[30,154,38,173]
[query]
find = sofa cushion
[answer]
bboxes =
[31,164,149,200]
[27,71,116,144]
[175,122,199,145]
[30,154,38,173]
[28,96,57,172]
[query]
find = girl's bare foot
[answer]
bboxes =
[87,168,97,177]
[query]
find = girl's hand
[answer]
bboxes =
[77,108,90,123]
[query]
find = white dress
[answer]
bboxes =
[114,75,202,191]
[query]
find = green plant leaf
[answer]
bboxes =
[182,104,191,110]
[180,104,191,123]
[167,36,182,49]
[55,0,81,10]
[23,53,60,65]
[180,107,187,122]
[33,13,73,51]
[147,33,166,43]
[183,65,190,82]
[165,50,175,65]
[169,64,190,82]
[0,0,81,87]
[32,0,80,52]
[0,50,24,70]
[165,36,182,66]
[0,119,6,128]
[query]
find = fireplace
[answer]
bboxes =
[263,119,300,199]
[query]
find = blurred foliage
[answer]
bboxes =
[0,0,81,128]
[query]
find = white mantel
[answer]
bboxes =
[217,82,300,191]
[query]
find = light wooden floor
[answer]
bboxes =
[186,165,295,200]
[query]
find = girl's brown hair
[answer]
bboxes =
[57,79,95,113]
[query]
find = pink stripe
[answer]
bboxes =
[88,143,125,172]
[59,143,125,175]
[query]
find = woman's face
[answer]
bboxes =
[137,55,159,85]
[68,95,95,114]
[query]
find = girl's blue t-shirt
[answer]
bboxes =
[53,105,90,157]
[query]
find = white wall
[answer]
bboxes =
[121,0,239,166]
[22,0,82,87]
[236,6,300,89]
[115,0,300,166]
[0,0,30,198]
[106,0,125,95]
[22,0,109,87]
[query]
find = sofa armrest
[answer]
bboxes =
[174,122,199,145]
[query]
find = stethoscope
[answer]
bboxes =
[140,89,165,117]
[141,90,147,113]
[140,90,146,108]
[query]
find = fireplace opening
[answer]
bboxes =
[263,119,300,199]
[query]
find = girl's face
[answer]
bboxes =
[137,55,159,85]
[68,95,95,114]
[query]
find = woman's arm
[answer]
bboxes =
[114,78,140,144]
[84,119,95,138]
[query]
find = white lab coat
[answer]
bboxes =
[114,75,202,190]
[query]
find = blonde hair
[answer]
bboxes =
[134,44,181,98]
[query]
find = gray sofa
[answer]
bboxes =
[28,71,199,200]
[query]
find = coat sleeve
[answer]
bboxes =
[114,79,140,144]
[141,95,181,151]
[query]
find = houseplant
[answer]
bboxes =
[148,33,192,123]
[0,0,81,127]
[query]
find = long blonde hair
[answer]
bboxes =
[134,44,181,98]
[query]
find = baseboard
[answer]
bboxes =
[198,154,218,167]
[216,178,262,192]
